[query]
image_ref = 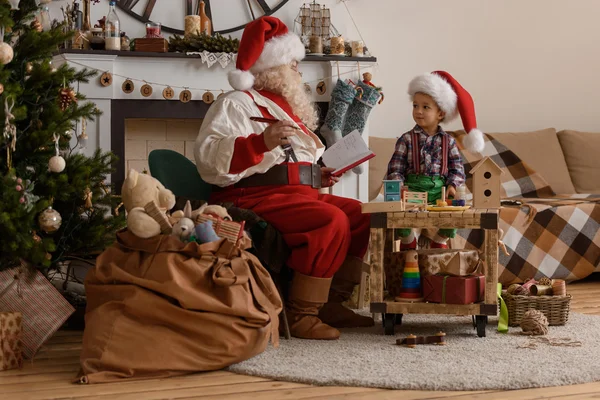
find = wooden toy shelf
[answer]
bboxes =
[362,202,499,337]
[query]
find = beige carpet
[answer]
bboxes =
[228,313,600,390]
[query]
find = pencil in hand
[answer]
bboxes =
[250,116,302,130]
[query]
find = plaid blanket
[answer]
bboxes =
[449,131,600,284]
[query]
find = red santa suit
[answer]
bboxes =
[194,16,373,340]
[195,88,370,278]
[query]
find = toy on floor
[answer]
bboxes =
[191,220,221,244]
[396,332,446,348]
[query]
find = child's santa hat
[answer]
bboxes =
[228,16,305,91]
[408,71,485,153]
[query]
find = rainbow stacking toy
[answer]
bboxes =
[395,250,424,302]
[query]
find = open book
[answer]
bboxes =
[321,130,376,177]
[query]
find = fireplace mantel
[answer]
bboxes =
[52,50,378,202]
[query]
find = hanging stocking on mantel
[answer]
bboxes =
[320,79,357,148]
[342,80,382,174]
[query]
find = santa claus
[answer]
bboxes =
[194,16,373,340]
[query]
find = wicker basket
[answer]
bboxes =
[502,291,571,326]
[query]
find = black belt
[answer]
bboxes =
[213,164,322,191]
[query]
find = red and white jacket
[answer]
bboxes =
[194,89,325,187]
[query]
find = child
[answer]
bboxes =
[386,71,484,249]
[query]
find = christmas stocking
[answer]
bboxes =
[320,79,357,148]
[342,81,382,174]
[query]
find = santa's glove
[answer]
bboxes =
[320,79,357,148]
[342,80,382,137]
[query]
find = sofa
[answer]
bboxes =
[367,128,600,284]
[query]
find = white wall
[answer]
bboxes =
[49,0,600,138]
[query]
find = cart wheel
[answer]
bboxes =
[475,315,488,337]
[383,313,396,335]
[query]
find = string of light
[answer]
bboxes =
[57,54,378,93]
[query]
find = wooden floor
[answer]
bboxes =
[3,275,600,400]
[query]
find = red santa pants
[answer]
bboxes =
[210,185,370,278]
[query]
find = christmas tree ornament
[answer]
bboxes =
[3,98,16,167]
[0,26,13,65]
[179,89,192,103]
[45,252,52,261]
[100,71,113,87]
[25,62,33,74]
[8,0,20,10]
[32,231,41,243]
[202,91,214,104]
[162,86,174,100]
[30,18,42,32]
[122,79,134,93]
[217,90,226,100]
[83,187,93,209]
[59,86,77,111]
[78,118,88,149]
[48,134,66,173]
[141,83,153,97]
[39,206,62,233]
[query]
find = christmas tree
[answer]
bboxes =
[0,0,125,272]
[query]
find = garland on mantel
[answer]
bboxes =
[168,32,240,54]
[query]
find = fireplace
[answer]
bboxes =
[54,50,375,202]
[111,99,210,193]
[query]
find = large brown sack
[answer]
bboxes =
[77,230,282,384]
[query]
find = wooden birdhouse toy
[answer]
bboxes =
[469,156,503,208]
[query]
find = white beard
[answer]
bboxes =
[253,66,319,131]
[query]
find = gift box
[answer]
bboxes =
[384,250,481,298]
[0,312,23,371]
[423,274,485,304]
[420,250,481,277]
[0,267,75,359]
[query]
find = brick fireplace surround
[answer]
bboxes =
[53,50,377,202]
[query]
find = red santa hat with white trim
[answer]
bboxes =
[228,16,305,91]
[408,71,485,154]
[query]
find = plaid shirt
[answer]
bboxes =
[386,125,466,188]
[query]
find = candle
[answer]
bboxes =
[146,22,162,38]
[351,40,364,57]
[309,36,323,54]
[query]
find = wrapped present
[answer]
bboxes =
[384,250,481,297]
[0,312,23,371]
[0,267,75,359]
[423,274,485,304]
[419,250,481,277]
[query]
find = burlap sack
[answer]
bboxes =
[78,230,282,384]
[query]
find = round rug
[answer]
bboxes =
[228,313,600,390]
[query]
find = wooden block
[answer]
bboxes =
[361,201,405,214]
[134,38,169,52]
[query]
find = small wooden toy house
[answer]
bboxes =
[383,180,401,202]
[469,156,503,208]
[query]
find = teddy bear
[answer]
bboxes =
[121,168,176,239]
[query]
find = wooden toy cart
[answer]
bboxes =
[362,202,499,337]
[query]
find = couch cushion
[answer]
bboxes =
[557,130,600,194]
[489,128,575,195]
[368,136,398,201]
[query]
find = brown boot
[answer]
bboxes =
[286,273,340,340]
[319,256,374,328]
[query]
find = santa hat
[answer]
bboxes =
[408,71,484,153]
[228,16,305,91]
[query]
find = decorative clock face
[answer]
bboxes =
[117,0,291,35]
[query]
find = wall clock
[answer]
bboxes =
[117,0,291,35]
